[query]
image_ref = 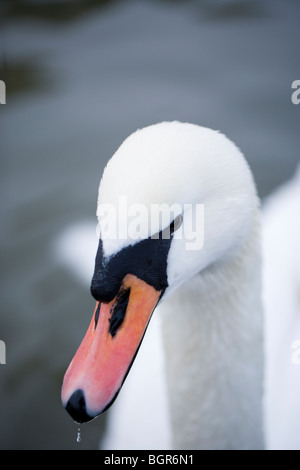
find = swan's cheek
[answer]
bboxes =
[61,274,161,422]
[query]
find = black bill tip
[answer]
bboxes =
[65,389,94,424]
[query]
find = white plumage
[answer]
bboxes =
[56,122,300,449]
[263,165,300,450]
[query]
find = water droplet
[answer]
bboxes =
[76,427,81,443]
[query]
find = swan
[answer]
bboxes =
[99,162,300,451]
[59,121,294,449]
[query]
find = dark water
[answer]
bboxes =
[0,0,299,449]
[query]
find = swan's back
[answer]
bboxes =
[263,165,300,449]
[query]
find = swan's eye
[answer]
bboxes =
[170,214,183,233]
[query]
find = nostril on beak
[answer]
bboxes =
[65,389,94,424]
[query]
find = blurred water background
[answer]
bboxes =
[0,0,299,449]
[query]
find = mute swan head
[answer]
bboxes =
[61,121,261,430]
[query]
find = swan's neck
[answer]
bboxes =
[160,213,264,450]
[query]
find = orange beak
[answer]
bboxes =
[61,274,161,423]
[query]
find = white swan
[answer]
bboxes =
[57,121,300,449]
[101,162,300,451]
